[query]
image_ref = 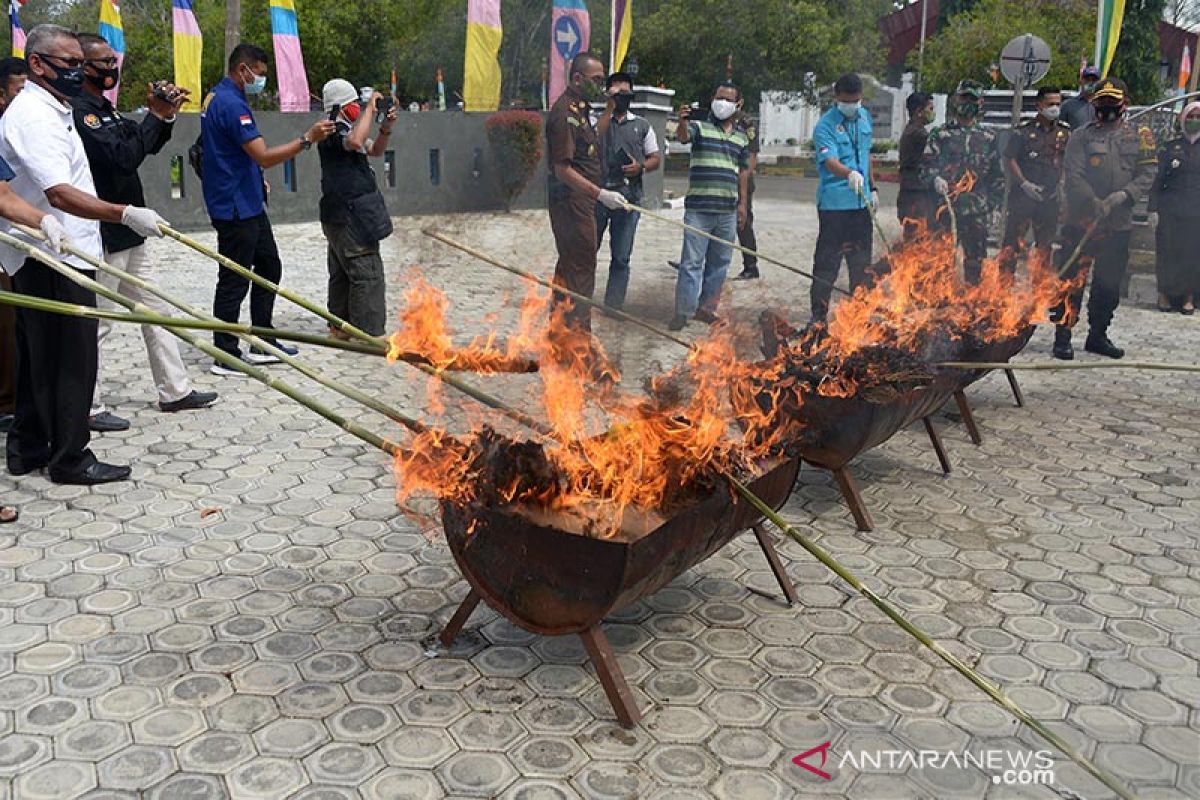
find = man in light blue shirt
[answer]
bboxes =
[811,72,876,322]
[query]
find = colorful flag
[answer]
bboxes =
[98,0,124,105]
[464,0,501,111]
[269,0,311,112]
[549,0,590,106]
[1180,44,1192,92]
[611,0,631,73]
[172,0,202,112]
[9,1,24,59]
[436,67,446,111]
[1095,0,1126,79]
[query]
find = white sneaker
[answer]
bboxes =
[210,361,248,377]
[244,350,281,365]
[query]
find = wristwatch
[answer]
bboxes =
[300,135,313,151]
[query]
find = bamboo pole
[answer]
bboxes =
[157,223,551,436]
[12,225,430,436]
[423,228,693,351]
[624,201,852,296]
[727,476,1135,800]
[857,185,894,260]
[0,231,407,453]
[940,359,1200,373]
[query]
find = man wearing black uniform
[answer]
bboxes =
[546,52,624,334]
[897,92,935,241]
[72,33,216,429]
[998,86,1070,278]
[732,110,761,280]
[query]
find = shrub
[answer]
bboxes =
[485,110,544,211]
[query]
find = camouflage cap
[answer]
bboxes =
[1092,77,1127,104]
[955,79,985,98]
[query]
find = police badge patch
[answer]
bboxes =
[83,114,102,130]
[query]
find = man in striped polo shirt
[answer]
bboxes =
[670,82,751,331]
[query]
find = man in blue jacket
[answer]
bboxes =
[810,73,875,323]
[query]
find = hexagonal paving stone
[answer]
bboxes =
[14,759,96,799]
[228,757,308,798]
[276,683,350,719]
[0,733,51,777]
[437,751,519,797]
[16,696,86,736]
[97,745,175,791]
[58,720,131,762]
[324,704,400,744]
[208,694,279,732]
[253,718,330,758]
[302,742,384,784]
[360,768,444,800]
[177,731,256,772]
[131,707,206,746]
[146,772,230,800]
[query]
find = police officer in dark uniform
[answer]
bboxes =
[998,86,1070,277]
[1147,101,1200,313]
[545,52,624,335]
[1053,77,1157,360]
[897,92,935,241]
[732,111,761,280]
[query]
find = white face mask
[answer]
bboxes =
[837,100,861,118]
[711,99,738,121]
[1041,104,1061,121]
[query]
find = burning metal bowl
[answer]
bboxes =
[437,456,802,726]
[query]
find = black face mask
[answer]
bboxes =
[85,65,120,92]
[1095,104,1123,122]
[41,63,85,98]
[612,92,634,113]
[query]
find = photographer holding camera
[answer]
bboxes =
[72,32,217,430]
[318,79,397,336]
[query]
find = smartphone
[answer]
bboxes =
[376,96,394,114]
[327,103,340,122]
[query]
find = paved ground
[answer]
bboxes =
[0,192,1197,800]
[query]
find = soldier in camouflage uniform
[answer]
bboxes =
[1052,77,1157,360]
[921,79,1006,284]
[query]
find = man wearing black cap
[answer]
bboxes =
[1062,66,1101,131]
[1053,77,1157,360]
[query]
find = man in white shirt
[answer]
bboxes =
[0,24,166,485]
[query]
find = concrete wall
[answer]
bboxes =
[139,86,674,232]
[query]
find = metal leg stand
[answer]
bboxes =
[953,390,983,446]
[579,626,641,727]
[922,416,952,475]
[438,588,482,648]
[751,524,799,605]
[1004,369,1025,407]
[832,467,874,532]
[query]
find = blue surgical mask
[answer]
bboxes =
[243,67,267,95]
[837,100,861,118]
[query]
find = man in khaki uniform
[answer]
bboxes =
[1053,77,1157,360]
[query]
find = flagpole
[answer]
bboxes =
[1094,0,1104,76]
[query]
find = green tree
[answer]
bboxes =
[1110,0,1168,104]
[922,0,1096,94]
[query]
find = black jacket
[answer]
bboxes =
[71,91,174,253]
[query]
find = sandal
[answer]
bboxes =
[0,505,17,524]
[1157,294,1173,312]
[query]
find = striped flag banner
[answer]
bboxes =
[172,0,202,112]
[98,0,125,105]
[436,67,446,111]
[464,0,501,111]
[1179,44,1191,91]
[9,1,24,58]
[549,0,590,106]
[611,0,632,73]
[1095,0,1126,79]
[270,0,311,112]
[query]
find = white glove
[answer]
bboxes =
[846,170,865,194]
[39,215,69,254]
[121,205,167,238]
[597,189,628,211]
[933,177,950,196]
[1099,191,1127,215]
[1020,180,1044,201]
[1146,211,1159,227]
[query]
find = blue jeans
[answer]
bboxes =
[595,205,641,310]
[675,209,736,317]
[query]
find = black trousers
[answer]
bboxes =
[897,188,936,242]
[548,194,598,333]
[738,181,757,271]
[0,271,15,414]
[958,215,990,285]
[811,208,872,321]
[6,259,97,476]
[999,195,1059,275]
[1155,213,1200,302]
[212,214,283,357]
[1056,226,1130,332]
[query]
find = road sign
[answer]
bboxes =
[554,16,583,61]
[1000,34,1051,86]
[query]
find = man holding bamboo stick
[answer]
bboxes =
[72,33,217,425]
[0,24,166,485]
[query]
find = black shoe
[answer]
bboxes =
[0,413,12,434]
[89,411,131,432]
[732,269,760,281]
[1085,332,1125,359]
[668,315,688,331]
[693,309,721,324]
[7,458,48,477]
[159,390,219,413]
[1052,326,1074,361]
[667,260,681,272]
[49,461,132,485]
